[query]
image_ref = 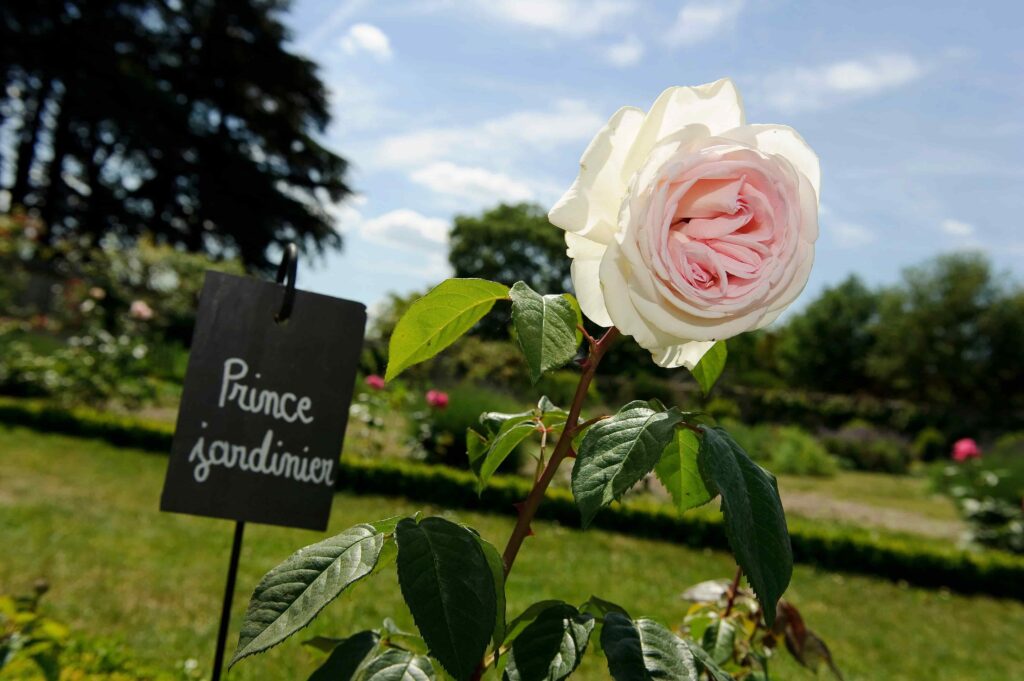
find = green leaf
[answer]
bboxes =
[578,595,630,620]
[690,341,727,395]
[231,524,388,666]
[476,418,537,492]
[701,620,736,665]
[600,614,697,681]
[504,600,563,647]
[683,640,735,681]
[572,401,684,527]
[308,631,380,681]
[475,535,507,654]
[655,429,713,513]
[304,636,348,654]
[386,278,509,381]
[503,603,594,681]
[356,648,436,681]
[395,517,496,680]
[698,427,792,625]
[509,282,582,384]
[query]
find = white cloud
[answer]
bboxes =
[411,162,535,204]
[374,99,604,169]
[475,0,634,36]
[763,53,925,112]
[941,218,975,237]
[668,0,744,45]
[832,221,877,248]
[358,209,449,250]
[340,23,393,61]
[606,34,644,67]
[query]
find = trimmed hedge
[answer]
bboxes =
[1,396,1022,601]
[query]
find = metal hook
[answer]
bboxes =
[274,242,298,323]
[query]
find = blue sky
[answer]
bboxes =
[283,0,1024,316]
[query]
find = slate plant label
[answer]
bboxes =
[160,271,366,531]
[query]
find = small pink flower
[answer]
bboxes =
[426,390,449,409]
[364,374,386,390]
[952,438,981,462]
[129,300,154,321]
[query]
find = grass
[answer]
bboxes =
[2,426,1023,680]
[777,470,960,522]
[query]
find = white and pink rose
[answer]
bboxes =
[549,78,820,368]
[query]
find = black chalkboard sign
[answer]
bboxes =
[160,270,366,531]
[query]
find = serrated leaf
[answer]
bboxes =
[683,640,735,681]
[691,341,727,395]
[601,614,697,681]
[475,535,507,654]
[503,603,594,681]
[578,596,630,620]
[476,418,537,492]
[698,427,792,626]
[480,410,534,433]
[231,524,388,665]
[395,517,496,680]
[510,282,582,384]
[356,648,436,681]
[572,402,684,527]
[655,429,713,513]
[701,620,736,665]
[386,279,509,381]
[504,600,565,646]
[308,631,380,681]
[304,636,347,653]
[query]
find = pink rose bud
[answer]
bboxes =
[129,300,154,320]
[364,374,386,390]
[426,390,449,409]
[951,438,981,462]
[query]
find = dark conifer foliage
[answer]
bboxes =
[0,0,349,271]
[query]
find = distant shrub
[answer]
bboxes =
[934,438,1024,554]
[770,426,839,477]
[720,418,837,477]
[912,427,948,462]
[822,419,913,473]
[418,384,524,468]
[705,396,742,421]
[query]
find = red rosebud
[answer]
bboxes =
[426,389,449,409]
[951,437,981,462]
[364,374,386,390]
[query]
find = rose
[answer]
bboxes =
[129,300,154,321]
[364,374,386,390]
[425,389,449,409]
[549,78,819,368]
[952,438,981,462]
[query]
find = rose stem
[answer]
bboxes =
[723,565,743,617]
[501,326,620,578]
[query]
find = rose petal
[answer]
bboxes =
[548,106,645,244]
[720,124,820,200]
[565,232,613,327]
[651,340,717,369]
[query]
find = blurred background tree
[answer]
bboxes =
[0,0,349,272]
[449,203,571,337]
[777,275,878,394]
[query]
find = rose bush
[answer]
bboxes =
[234,80,818,681]
[550,78,819,368]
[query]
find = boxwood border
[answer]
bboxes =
[1,396,1020,600]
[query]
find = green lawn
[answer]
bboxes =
[2,426,1022,680]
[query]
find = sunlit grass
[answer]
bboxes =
[2,426,1021,680]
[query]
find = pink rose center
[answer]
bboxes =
[667,174,778,296]
[641,152,797,307]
